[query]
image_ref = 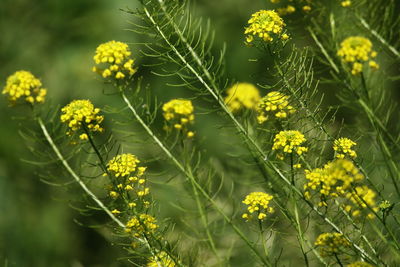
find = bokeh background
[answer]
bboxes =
[1,0,399,266]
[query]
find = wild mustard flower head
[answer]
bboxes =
[333,138,357,158]
[341,1,352,7]
[244,10,288,45]
[337,36,379,75]
[276,5,296,16]
[315,232,351,256]
[272,130,308,159]
[304,159,364,207]
[242,192,274,221]
[345,186,378,219]
[107,154,150,198]
[60,100,104,140]
[125,214,158,237]
[162,99,195,138]
[92,40,137,80]
[256,91,295,123]
[2,70,47,105]
[147,252,176,267]
[347,261,374,267]
[224,83,261,112]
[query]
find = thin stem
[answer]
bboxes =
[334,253,344,267]
[138,3,379,263]
[37,117,125,229]
[357,15,400,60]
[121,91,272,266]
[258,218,269,260]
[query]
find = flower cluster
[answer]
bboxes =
[345,186,378,219]
[340,0,351,7]
[276,5,296,16]
[314,232,350,256]
[304,159,364,206]
[92,40,137,80]
[256,91,295,123]
[162,99,195,138]
[224,83,261,113]
[347,262,374,267]
[147,252,176,267]
[272,130,308,161]
[333,138,357,159]
[2,70,47,105]
[244,10,288,45]
[269,0,313,16]
[107,153,149,199]
[60,100,104,140]
[125,214,158,237]
[242,192,274,221]
[337,36,379,75]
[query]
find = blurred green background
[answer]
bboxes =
[1,0,399,266]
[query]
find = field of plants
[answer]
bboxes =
[1,0,400,266]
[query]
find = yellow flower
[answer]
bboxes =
[2,70,47,105]
[337,36,379,75]
[242,192,274,221]
[276,5,296,16]
[60,100,104,140]
[304,159,364,207]
[315,232,350,256]
[341,1,352,7]
[125,214,158,237]
[147,252,176,267]
[244,10,288,45]
[92,40,137,80]
[272,130,308,158]
[163,99,195,137]
[256,91,295,123]
[333,137,357,158]
[224,83,261,112]
[107,153,140,177]
[345,186,378,219]
[111,209,121,214]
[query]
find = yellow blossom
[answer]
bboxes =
[224,83,261,112]
[60,100,104,140]
[304,159,364,207]
[147,251,176,267]
[92,40,137,80]
[163,99,195,137]
[315,232,351,256]
[111,209,121,214]
[244,10,288,45]
[345,186,378,219]
[337,36,379,75]
[125,214,158,237]
[107,153,140,177]
[256,91,295,123]
[333,137,357,158]
[242,192,274,221]
[272,130,308,157]
[2,70,47,105]
[341,1,352,7]
[276,5,296,16]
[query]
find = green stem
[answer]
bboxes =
[121,91,272,266]
[258,218,269,259]
[139,3,378,264]
[37,117,126,228]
